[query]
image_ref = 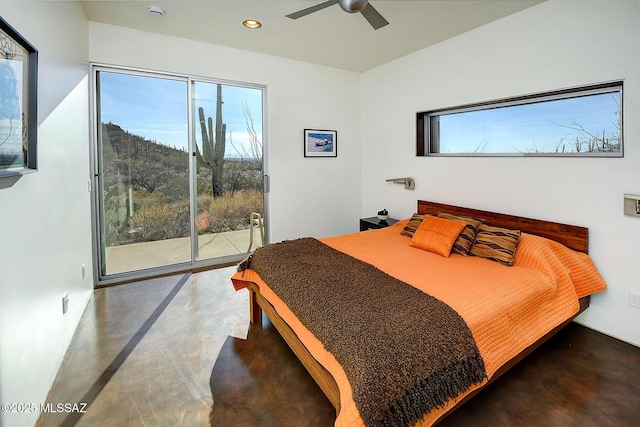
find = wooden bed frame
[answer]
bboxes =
[247,200,591,424]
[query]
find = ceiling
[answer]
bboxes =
[81,0,544,73]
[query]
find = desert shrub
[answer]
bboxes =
[161,174,190,203]
[206,189,263,232]
[129,200,190,242]
[131,188,172,207]
[224,159,263,194]
[113,189,262,243]
[232,189,264,227]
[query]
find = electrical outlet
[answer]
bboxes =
[630,291,640,309]
[62,293,69,314]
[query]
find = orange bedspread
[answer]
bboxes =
[231,220,607,426]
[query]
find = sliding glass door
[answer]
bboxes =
[191,80,264,262]
[93,67,265,281]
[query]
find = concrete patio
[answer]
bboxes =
[105,227,263,275]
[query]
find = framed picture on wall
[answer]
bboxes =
[0,16,38,178]
[304,129,337,157]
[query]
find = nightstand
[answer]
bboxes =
[359,216,399,231]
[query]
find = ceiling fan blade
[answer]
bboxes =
[286,0,338,20]
[360,3,389,29]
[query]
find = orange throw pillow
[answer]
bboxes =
[409,216,467,257]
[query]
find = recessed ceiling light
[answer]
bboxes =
[147,6,165,17]
[243,19,262,29]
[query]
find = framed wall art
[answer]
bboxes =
[0,16,38,178]
[304,129,337,157]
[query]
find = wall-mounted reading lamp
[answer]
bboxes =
[386,177,415,190]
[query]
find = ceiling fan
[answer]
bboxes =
[287,0,389,30]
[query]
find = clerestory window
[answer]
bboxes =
[417,81,623,157]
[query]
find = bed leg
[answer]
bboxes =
[249,290,262,324]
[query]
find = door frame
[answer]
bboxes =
[89,64,269,287]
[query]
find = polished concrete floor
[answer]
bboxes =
[38,267,640,426]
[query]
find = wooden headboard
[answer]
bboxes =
[417,200,589,253]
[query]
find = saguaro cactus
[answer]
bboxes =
[196,84,226,197]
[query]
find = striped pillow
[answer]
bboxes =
[400,213,428,237]
[470,224,521,266]
[437,212,484,256]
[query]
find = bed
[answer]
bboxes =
[231,200,607,426]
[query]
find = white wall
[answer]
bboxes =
[0,7,360,427]
[88,22,363,242]
[0,2,92,426]
[2,3,637,425]
[361,0,640,346]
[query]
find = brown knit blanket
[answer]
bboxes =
[239,238,486,427]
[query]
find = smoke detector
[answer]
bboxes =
[147,6,165,17]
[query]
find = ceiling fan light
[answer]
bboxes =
[338,0,369,13]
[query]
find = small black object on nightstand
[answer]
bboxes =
[359,216,399,231]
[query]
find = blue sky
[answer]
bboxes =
[99,71,263,158]
[439,92,621,154]
[98,71,619,158]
